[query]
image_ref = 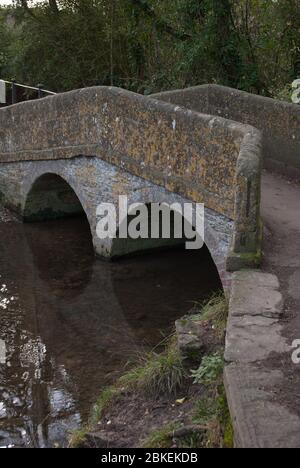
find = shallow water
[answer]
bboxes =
[0,207,221,448]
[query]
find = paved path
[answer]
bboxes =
[225,171,300,448]
[261,170,300,425]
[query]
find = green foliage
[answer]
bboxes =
[191,352,224,386]
[0,8,14,77]
[274,83,294,103]
[1,1,297,100]
[191,350,233,448]
[192,385,233,448]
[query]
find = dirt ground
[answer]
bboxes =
[80,383,207,448]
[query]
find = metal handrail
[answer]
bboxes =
[0,79,57,105]
[1,79,56,95]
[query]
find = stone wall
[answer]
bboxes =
[152,84,300,178]
[0,86,262,265]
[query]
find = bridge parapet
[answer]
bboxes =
[0,86,263,270]
[152,83,300,177]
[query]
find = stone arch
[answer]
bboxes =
[23,173,85,222]
[19,160,118,260]
[109,189,232,292]
[22,170,96,249]
[0,155,231,291]
[110,202,186,258]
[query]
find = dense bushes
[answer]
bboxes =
[0,0,299,98]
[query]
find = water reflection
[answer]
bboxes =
[0,207,221,447]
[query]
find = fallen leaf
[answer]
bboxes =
[176,398,186,405]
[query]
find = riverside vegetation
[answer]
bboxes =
[69,293,233,449]
[0,1,299,101]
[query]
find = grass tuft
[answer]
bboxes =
[190,292,228,337]
[89,335,185,426]
[118,336,185,397]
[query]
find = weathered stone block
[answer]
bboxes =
[175,317,206,362]
[225,270,287,363]
[225,364,300,448]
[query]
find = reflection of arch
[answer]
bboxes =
[23,173,95,299]
[24,216,94,299]
[113,246,223,343]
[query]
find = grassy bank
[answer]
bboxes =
[69,293,233,449]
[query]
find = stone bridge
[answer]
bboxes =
[1,84,300,447]
[0,86,263,290]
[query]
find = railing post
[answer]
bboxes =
[37,84,44,99]
[11,79,17,104]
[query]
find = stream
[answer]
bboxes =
[0,207,221,448]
